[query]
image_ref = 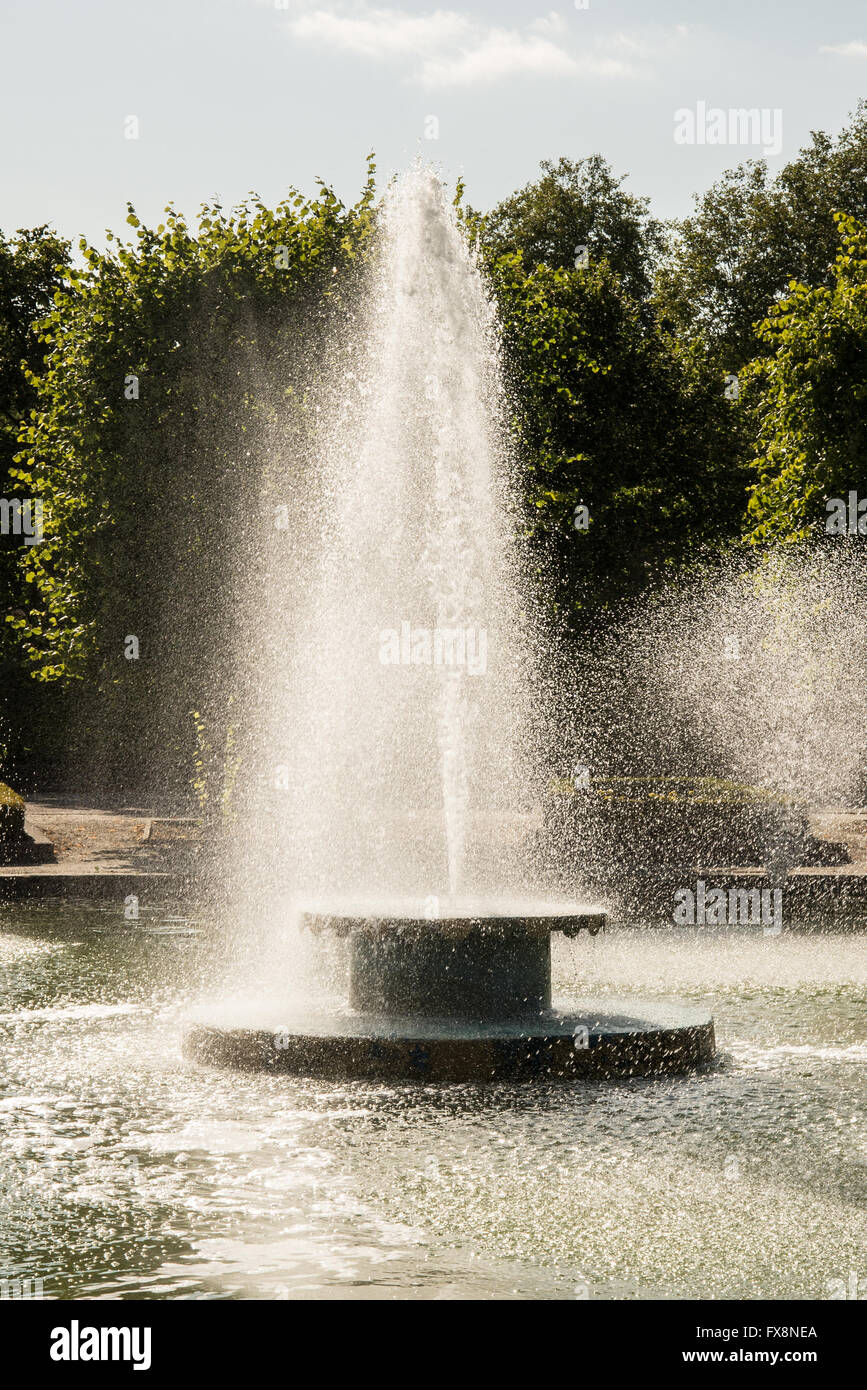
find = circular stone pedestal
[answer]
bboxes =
[185,901,715,1082]
[185,1001,715,1082]
[303,899,604,1021]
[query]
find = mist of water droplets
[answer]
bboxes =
[226,167,540,953]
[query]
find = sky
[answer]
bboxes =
[2,0,867,246]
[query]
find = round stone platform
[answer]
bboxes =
[186,900,715,1082]
[184,1001,715,1082]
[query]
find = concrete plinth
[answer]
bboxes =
[348,923,551,1018]
[184,900,716,1082]
[184,1002,716,1082]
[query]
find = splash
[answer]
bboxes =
[632,549,867,805]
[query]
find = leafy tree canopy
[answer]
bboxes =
[5,164,376,794]
[656,101,867,369]
[743,214,867,545]
[488,248,748,621]
[478,155,662,301]
[0,225,70,754]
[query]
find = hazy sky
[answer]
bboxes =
[3,0,867,245]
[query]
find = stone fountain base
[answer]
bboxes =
[185,1003,714,1082]
[185,902,715,1082]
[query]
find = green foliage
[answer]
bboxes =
[656,101,867,369]
[14,167,375,680]
[486,245,748,618]
[478,155,662,300]
[0,779,25,837]
[0,230,71,615]
[4,118,867,794]
[0,225,71,481]
[8,160,376,796]
[742,214,867,544]
[0,225,71,780]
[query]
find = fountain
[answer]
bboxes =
[184,167,715,1082]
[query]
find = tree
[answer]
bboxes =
[656,102,867,370]
[0,225,70,778]
[478,155,662,301]
[0,225,71,580]
[10,166,376,799]
[743,214,867,545]
[487,248,749,624]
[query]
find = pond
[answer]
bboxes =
[0,901,864,1300]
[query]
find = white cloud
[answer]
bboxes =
[531,11,569,38]
[419,31,584,89]
[288,8,472,61]
[820,39,867,58]
[279,3,640,89]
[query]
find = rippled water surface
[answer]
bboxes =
[1,901,864,1300]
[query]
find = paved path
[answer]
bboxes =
[0,795,199,897]
[2,797,867,907]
